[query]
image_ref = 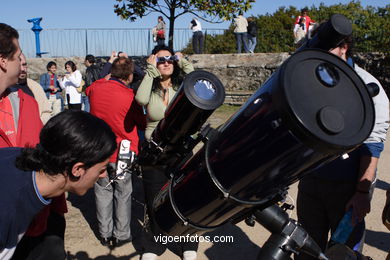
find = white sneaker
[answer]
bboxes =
[141,253,158,260]
[183,250,197,260]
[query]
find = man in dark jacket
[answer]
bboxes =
[247,17,258,53]
[83,54,101,112]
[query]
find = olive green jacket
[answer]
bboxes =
[135,58,194,140]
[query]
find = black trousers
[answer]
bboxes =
[141,166,198,256]
[192,31,204,54]
[66,94,82,110]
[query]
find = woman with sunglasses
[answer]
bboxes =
[135,45,198,260]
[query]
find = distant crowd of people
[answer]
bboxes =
[0,8,390,260]
[150,9,315,55]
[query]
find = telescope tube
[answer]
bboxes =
[298,14,353,52]
[152,49,375,236]
[138,70,225,166]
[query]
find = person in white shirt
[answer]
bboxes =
[59,61,82,110]
[233,11,250,53]
[190,18,204,54]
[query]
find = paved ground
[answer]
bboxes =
[64,109,390,260]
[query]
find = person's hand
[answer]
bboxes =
[118,52,128,58]
[175,52,183,60]
[49,85,55,90]
[346,191,371,225]
[147,54,157,67]
[109,51,117,63]
[65,73,70,79]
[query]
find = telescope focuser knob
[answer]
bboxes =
[366,82,379,97]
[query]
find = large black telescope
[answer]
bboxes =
[139,14,375,260]
[152,49,374,236]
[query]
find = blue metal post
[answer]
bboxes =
[27,17,48,57]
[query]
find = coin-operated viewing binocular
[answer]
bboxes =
[138,14,377,260]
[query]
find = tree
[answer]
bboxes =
[190,1,389,54]
[114,0,255,49]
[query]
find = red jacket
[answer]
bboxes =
[0,89,42,147]
[87,78,146,162]
[0,89,67,237]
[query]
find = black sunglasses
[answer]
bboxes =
[156,55,178,64]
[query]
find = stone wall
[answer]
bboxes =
[26,53,389,96]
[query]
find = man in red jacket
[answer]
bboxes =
[0,23,68,259]
[87,56,146,248]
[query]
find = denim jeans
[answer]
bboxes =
[82,95,90,112]
[247,35,257,52]
[234,32,250,53]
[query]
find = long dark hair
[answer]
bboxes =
[65,60,77,72]
[16,110,116,180]
[151,45,184,95]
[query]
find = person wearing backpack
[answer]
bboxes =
[83,54,101,112]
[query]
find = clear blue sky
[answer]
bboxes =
[1,0,388,30]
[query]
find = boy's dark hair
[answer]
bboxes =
[150,45,182,93]
[301,8,308,14]
[46,61,57,71]
[65,60,77,72]
[16,110,116,180]
[111,57,134,81]
[85,54,95,64]
[0,23,19,59]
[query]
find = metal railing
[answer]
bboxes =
[18,28,225,58]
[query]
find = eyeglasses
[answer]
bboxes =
[156,55,178,64]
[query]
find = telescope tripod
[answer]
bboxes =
[246,204,328,260]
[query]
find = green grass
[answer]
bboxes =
[214,104,241,115]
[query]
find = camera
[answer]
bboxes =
[116,139,135,180]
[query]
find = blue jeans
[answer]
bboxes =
[247,35,257,52]
[234,32,250,53]
[82,95,90,112]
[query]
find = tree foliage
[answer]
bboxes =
[183,1,389,54]
[114,0,255,49]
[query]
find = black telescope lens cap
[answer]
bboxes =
[317,106,345,134]
[280,49,374,150]
[330,14,353,36]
